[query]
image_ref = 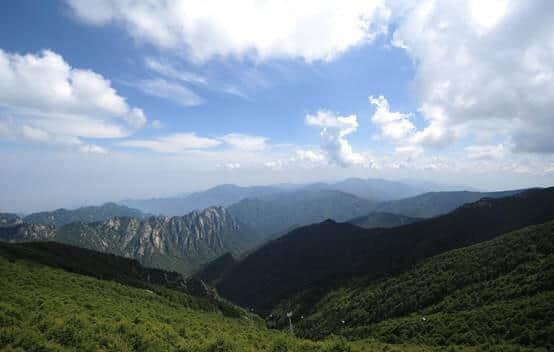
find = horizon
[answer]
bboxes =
[1,1,553,212]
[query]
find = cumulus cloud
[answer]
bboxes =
[0,49,145,152]
[392,0,554,153]
[369,95,415,141]
[306,110,368,167]
[220,133,268,151]
[67,0,390,62]
[119,133,221,153]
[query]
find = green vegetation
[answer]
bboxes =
[272,221,554,350]
[0,250,487,352]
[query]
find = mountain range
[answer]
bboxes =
[0,207,258,275]
[214,187,554,311]
[2,183,553,351]
[227,189,376,236]
[1,202,145,227]
[118,178,466,216]
[374,189,528,218]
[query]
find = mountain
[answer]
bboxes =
[327,177,425,201]
[121,184,281,216]
[227,190,376,236]
[0,213,23,227]
[216,187,554,311]
[0,223,57,242]
[23,202,145,227]
[0,241,218,302]
[271,220,554,349]
[0,207,259,276]
[375,189,528,218]
[194,252,238,286]
[0,241,451,352]
[347,212,421,229]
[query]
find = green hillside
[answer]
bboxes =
[271,221,554,350]
[0,245,491,352]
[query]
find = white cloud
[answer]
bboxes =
[145,58,206,85]
[0,49,145,152]
[295,149,326,163]
[369,95,415,141]
[134,78,203,106]
[67,0,390,62]
[305,110,368,167]
[264,160,285,171]
[120,133,221,153]
[225,162,241,170]
[220,133,268,151]
[465,144,509,160]
[392,1,554,153]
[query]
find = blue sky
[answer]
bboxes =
[1,0,553,212]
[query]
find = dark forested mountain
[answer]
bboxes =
[375,189,528,218]
[227,190,376,237]
[347,212,421,229]
[0,207,259,276]
[272,220,554,349]
[23,202,145,227]
[121,184,281,216]
[194,252,238,286]
[217,187,554,311]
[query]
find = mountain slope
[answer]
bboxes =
[375,189,527,218]
[347,212,421,229]
[0,207,260,276]
[121,184,281,216]
[0,223,57,242]
[227,190,376,236]
[0,243,455,352]
[23,202,145,227]
[273,220,554,350]
[217,188,554,311]
[193,252,238,286]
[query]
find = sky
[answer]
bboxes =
[1,0,553,212]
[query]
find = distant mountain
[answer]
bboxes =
[217,187,554,311]
[271,220,554,348]
[23,202,145,227]
[227,190,376,236]
[0,213,23,227]
[121,184,282,216]
[0,223,57,242]
[0,207,259,276]
[325,177,426,201]
[347,212,421,229]
[118,178,472,217]
[375,189,528,218]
